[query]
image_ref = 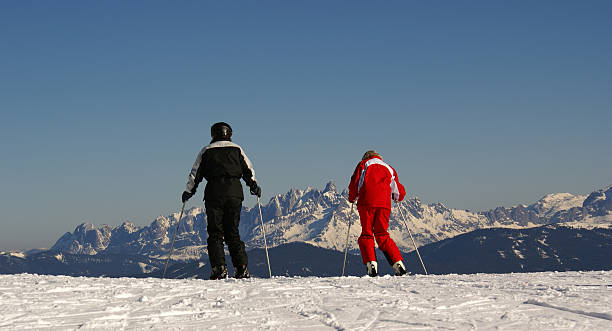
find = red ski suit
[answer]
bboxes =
[348,156,406,265]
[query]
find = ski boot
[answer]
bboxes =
[393,260,407,276]
[210,265,228,280]
[234,264,250,279]
[366,261,378,277]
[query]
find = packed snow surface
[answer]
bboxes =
[1,272,610,330]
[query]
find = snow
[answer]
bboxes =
[1,271,610,330]
[532,193,587,218]
[561,215,612,230]
[7,252,26,258]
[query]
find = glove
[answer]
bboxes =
[250,184,262,198]
[182,191,194,203]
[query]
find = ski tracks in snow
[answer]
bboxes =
[0,271,611,330]
[524,299,612,321]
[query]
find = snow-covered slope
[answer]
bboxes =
[1,272,610,330]
[51,182,611,259]
[531,193,587,218]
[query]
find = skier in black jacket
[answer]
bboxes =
[182,122,261,279]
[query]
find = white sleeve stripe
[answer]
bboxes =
[357,158,398,195]
[239,147,256,182]
[186,147,206,193]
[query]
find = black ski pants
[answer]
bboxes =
[205,196,248,268]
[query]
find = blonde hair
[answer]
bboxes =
[362,150,382,161]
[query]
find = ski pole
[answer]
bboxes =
[257,197,272,278]
[162,201,186,279]
[341,203,356,277]
[395,201,428,275]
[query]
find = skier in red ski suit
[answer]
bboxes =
[348,150,407,276]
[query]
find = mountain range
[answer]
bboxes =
[49,182,611,259]
[1,183,610,277]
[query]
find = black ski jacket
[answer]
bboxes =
[185,140,257,201]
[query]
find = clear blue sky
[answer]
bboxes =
[1,1,611,251]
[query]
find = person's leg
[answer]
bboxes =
[373,208,403,265]
[221,197,248,271]
[205,198,227,269]
[357,206,376,265]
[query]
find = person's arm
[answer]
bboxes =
[182,148,206,202]
[239,148,260,197]
[392,168,406,202]
[348,162,362,203]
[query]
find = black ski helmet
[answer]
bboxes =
[211,122,232,141]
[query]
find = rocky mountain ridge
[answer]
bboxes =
[49,183,611,260]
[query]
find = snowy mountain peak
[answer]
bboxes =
[118,222,137,233]
[530,192,587,218]
[75,223,95,233]
[582,184,612,216]
[540,192,575,201]
[323,181,337,193]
